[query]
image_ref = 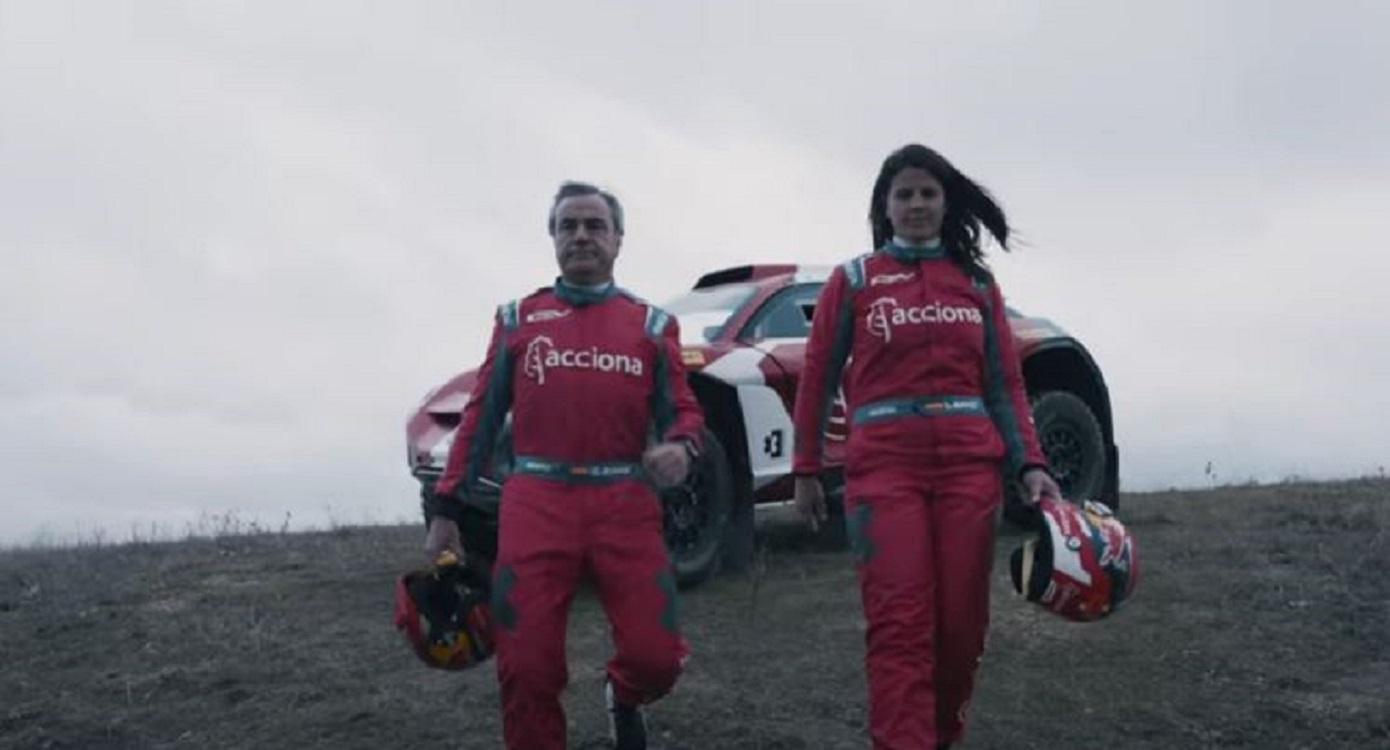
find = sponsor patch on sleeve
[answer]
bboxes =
[524,308,572,324]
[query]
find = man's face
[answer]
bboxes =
[552,194,621,285]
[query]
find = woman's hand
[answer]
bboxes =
[1021,468,1062,505]
[794,475,828,532]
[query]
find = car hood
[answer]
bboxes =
[422,370,479,415]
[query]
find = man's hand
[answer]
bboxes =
[643,442,692,489]
[794,475,827,532]
[1021,468,1062,506]
[424,517,463,564]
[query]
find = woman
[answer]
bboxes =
[791,143,1060,749]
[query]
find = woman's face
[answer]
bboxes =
[885,167,945,244]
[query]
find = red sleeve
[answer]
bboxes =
[792,266,854,476]
[981,280,1047,474]
[654,314,705,449]
[435,310,515,499]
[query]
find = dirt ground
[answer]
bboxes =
[2,479,1388,749]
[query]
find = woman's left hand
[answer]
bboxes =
[1021,468,1062,505]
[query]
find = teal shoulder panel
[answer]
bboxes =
[841,254,870,291]
[644,304,672,339]
[498,299,521,331]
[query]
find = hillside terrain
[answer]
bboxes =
[2,479,1387,749]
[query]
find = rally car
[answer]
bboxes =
[407,264,1119,587]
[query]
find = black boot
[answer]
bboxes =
[605,679,648,750]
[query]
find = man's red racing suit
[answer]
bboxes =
[435,281,703,750]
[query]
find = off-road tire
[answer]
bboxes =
[1003,390,1110,528]
[663,428,733,588]
[720,476,756,574]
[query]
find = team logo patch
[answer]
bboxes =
[522,335,644,385]
[866,298,896,341]
[525,308,571,323]
[865,296,983,342]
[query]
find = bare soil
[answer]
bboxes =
[3,479,1388,749]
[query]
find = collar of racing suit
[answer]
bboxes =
[553,278,618,306]
[882,237,947,262]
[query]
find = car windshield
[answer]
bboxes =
[662,283,758,345]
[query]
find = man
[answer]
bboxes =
[424,181,703,750]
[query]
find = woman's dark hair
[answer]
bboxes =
[869,144,1010,269]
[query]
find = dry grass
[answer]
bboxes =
[2,479,1387,749]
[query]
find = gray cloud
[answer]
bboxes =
[3,1,1387,543]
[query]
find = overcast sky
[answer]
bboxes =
[3,1,1387,545]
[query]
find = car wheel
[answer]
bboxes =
[720,476,756,574]
[1003,390,1109,528]
[662,427,733,589]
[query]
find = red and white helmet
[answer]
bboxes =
[1009,498,1139,622]
[393,552,495,670]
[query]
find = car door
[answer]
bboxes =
[737,283,849,469]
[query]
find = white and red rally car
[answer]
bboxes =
[407,264,1118,587]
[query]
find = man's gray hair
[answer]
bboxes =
[547,181,625,236]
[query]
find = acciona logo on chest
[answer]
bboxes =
[522,335,644,384]
[865,296,983,342]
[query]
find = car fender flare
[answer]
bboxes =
[689,348,797,491]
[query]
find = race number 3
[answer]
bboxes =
[763,429,784,458]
